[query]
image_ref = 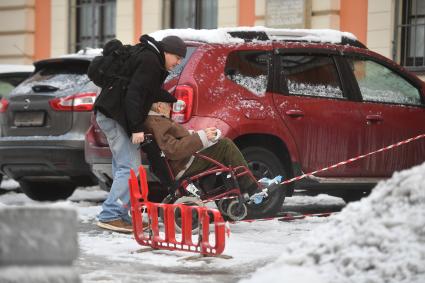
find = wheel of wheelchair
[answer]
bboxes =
[161,195,205,233]
[226,200,248,221]
[216,198,233,217]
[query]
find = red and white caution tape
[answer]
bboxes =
[280,133,425,186]
[200,133,425,204]
[216,212,336,227]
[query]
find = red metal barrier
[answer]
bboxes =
[128,166,226,256]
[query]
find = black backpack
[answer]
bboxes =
[87,39,144,88]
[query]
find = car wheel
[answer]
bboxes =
[98,180,111,192]
[0,174,3,185]
[19,180,77,201]
[241,146,288,218]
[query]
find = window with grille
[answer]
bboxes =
[397,0,425,71]
[69,0,116,52]
[169,0,217,29]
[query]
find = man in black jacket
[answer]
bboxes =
[94,35,186,233]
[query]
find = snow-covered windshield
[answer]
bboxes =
[280,55,344,99]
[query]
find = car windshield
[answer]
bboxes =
[10,61,90,96]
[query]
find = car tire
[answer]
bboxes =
[98,180,111,192]
[19,180,77,201]
[0,174,3,186]
[241,146,288,218]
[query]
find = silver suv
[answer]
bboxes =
[0,64,34,185]
[0,52,100,200]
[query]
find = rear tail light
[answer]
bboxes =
[171,85,194,123]
[49,92,97,111]
[0,98,9,113]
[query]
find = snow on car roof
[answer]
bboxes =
[59,48,103,59]
[150,26,357,44]
[64,27,358,59]
[0,64,34,74]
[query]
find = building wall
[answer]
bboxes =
[254,0,266,26]
[238,0,255,27]
[0,0,35,64]
[340,0,368,45]
[218,0,238,27]
[367,0,394,59]
[116,0,134,44]
[134,0,142,43]
[51,0,67,58]
[142,0,163,34]
[34,0,51,61]
[311,0,340,29]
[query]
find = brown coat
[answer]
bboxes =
[144,114,209,177]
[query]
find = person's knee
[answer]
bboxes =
[220,137,240,152]
[220,137,233,146]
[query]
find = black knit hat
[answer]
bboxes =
[154,89,177,103]
[161,36,187,58]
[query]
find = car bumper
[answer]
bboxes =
[0,139,92,181]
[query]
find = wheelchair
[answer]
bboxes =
[139,134,260,221]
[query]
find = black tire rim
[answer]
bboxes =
[247,160,274,180]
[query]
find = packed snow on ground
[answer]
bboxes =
[242,162,425,283]
[0,182,343,282]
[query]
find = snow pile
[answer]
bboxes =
[242,162,425,283]
[150,27,356,44]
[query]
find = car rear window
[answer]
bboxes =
[11,61,90,96]
[165,46,197,83]
[225,50,270,97]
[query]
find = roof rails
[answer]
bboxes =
[151,27,366,48]
[228,30,367,49]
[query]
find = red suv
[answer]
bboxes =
[85,28,425,214]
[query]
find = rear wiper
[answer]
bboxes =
[32,85,59,92]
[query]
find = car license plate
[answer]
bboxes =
[14,111,46,127]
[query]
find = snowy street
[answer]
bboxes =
[0,178,345,283]
[1,162,424,283]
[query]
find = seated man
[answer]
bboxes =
[143,91,262,199]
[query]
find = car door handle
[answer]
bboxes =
[285,109,304,117]
[366,114,383,122]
